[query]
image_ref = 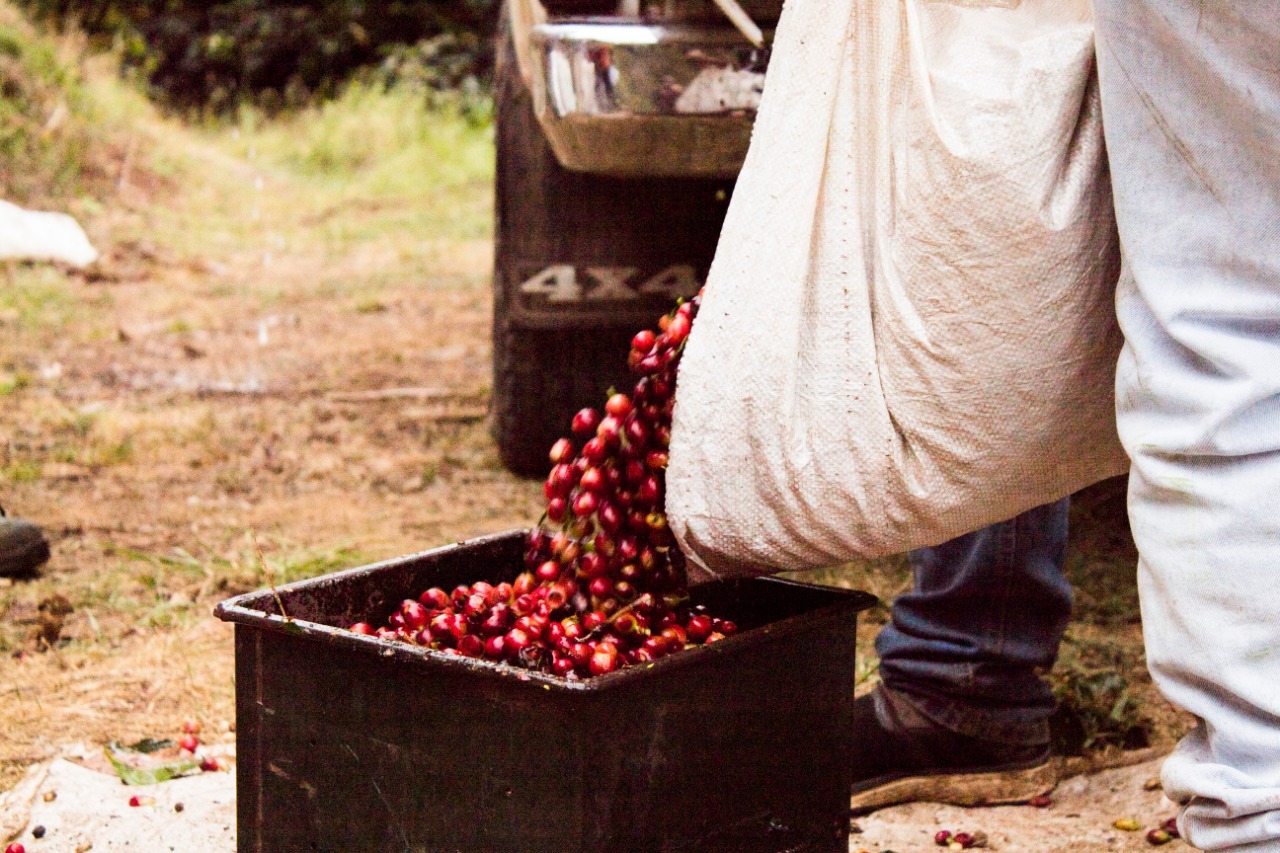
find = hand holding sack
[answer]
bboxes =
[668,0,1127,577]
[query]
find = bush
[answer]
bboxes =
[16,0,499,111]
[0,2,140,203]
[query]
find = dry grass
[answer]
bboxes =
[0,54,543,788]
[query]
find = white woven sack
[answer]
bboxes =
[668,0,1129,577]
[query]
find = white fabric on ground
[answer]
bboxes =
[0,200,98,268]
[667,0,1128,577]
[1096,2,1280,850]
[0,757,236,852]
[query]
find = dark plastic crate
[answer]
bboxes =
[214,530,875,853]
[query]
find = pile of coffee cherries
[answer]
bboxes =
[349,294,738,678]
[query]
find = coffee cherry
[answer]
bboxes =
[685,615,713,641]
[418,587,450,610]
[597,502,623,533]
[632,329,656,352]
[589,642,619,676]
[546,496,567,523]
[458,634,485,658]
[348,622,375,636]
[666,312,691,345]
[178,734,199,752]
[552,655,577,678]
[572,490,599,517]
[504,628,532,659]
[535,561,561,583]
[605,393,633,418]
[581,436,607,464]
[200,756,221,772]
[360,296,745,677]
[935,830,952,846]
[549,437,574,464]
[401,600,430,631]
[571,408,600,435]
[5,843,25,853]
[1147,828,1173,846]
[597,416,622,447]
[578,551,607,579]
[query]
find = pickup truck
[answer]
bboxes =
[490,0,778,475]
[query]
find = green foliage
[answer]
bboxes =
[104,743,199,785]
[1049,633,1153,755]
[17,0,500,111]
[0,11,93,200]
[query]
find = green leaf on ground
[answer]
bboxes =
[104,745,199,786]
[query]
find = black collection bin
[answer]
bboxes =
[214,530,875,853]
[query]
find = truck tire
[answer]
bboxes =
[490,25,733,477]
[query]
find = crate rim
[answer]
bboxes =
[214,528,877,694]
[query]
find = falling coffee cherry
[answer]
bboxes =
[347,294,741,677]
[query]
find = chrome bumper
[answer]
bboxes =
[528,21,769,178]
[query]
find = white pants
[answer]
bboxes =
[1097,2,1280,849]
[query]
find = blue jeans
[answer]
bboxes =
[875,498,1072,746]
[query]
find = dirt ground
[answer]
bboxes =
[1,77,1191,849]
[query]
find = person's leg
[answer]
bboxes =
[850,499,1071,811]
[1094,2,1280,849]
[877,497,1073,745]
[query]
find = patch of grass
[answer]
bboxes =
[0,371,32,395]
[1,458,41,482]
[1049,630,1153,755]
[0,264,81,332]
[0,4,153,205]
[221,81,494,243]
[79,538,369,634]
[353,296,386,314]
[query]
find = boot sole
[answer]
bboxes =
[849,757,1058,815]
[0,537,51,578]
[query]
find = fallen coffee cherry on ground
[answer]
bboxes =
[935,829,987,849]
[347,295,741,678]
[178,733,199,752]
[1028,794,1053,808]
[1147,828,1174,845]
[31,826,45,839]
[128,794,155,807]
[200,756,220,772]
[1114,817,1142,832]
[5,842,25,853]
